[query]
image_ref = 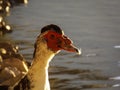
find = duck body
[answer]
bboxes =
[0,42,28,89]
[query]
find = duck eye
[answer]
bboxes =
[50,34,56,39]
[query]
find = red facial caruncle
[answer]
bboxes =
[44,30,80,54]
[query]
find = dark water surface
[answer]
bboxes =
[3,0,120,90]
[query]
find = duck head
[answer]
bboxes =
[41,24,81,54]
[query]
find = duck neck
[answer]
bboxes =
[27,39,55,90]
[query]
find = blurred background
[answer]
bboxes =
[0,0,120,90]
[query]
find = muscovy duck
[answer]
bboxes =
[0,24,81,90]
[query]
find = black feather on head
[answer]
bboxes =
[41,24,63,34]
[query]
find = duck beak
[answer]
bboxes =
[63,44,81,55]
[58,35,81,55]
